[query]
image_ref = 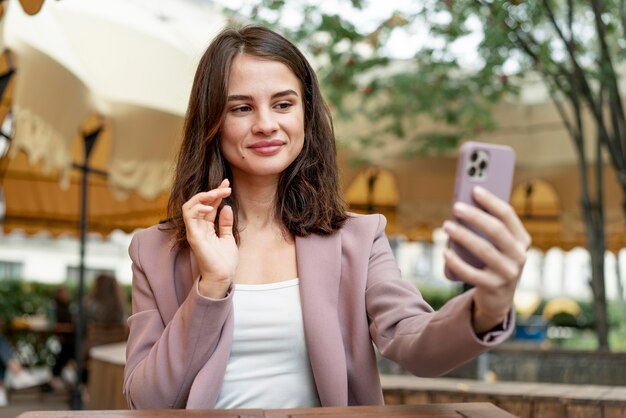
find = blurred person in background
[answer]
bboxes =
[84,274,128,329]
[42,286,76,392]
[82,274,129,383]
[0,333,40,407]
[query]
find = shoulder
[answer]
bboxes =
[128,223,177,263]
[341,212,387,236]
[338,212,388,247]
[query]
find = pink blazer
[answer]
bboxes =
[123,213,513,409]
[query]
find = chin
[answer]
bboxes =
[232,164,288,179]
[247,158,298,176]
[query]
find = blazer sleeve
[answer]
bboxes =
[123,232,233,409]
[365,214,514,377]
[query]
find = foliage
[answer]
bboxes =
[225,0,626,351]
[417,285,462,311]
[557,328,626,351]
[0,279,132,326]
[0,279,132,366]
[222,0,513,156]
[0,279,56,326]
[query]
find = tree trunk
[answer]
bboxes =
[585,208,610,351]
[580,147,610,351]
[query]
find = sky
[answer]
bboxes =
[207,0,484,65]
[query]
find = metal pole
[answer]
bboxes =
[70,127,101,410]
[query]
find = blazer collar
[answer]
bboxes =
[185,233,349,406]
[296,232,348,406]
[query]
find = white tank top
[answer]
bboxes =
[214,278,321,409]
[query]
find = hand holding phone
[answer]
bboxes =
[447,141,516,278]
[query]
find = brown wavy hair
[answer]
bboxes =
[166,25,348,248]
[86,274,127,326]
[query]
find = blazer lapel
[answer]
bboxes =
[296,232,347,406]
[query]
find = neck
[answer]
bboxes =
[232,174,281,230]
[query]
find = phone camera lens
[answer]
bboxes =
[470,151,478,161]
[468,166,476,177]
[479,160,487,170]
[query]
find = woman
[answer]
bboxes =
[83,274,128,383]
[85,274,128,327]
[123,25,530,409]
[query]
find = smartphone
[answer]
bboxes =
[447,141,516,278]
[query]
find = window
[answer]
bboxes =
[0,260,24,279]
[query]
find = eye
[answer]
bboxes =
[231,105,252,114]
[274,101,294,111]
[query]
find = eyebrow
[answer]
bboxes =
[227,89,299,102]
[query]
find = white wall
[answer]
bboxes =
[2,226,626,301]
[394,235,625,302]
[0,229,134,284]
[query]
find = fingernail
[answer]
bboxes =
[453,202,470,214]
[443,220,457,233]
[474,186,487,196]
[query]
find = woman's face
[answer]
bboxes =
[219,54,305,181]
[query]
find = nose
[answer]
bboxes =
[252,108,279,135]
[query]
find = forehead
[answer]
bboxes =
[227,54,302,94]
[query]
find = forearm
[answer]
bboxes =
[372,287,513,377]
[124,280,232,409]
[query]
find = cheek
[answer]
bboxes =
[219,120,243,149]
[292,113,305,142]
[218,128,241,163]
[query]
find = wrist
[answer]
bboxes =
[198,276,231,299]
[472,305,508,335]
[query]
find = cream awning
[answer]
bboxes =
[0,0,225,236]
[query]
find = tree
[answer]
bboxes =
[225,0,626,351]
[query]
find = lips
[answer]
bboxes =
[248,140,286,155]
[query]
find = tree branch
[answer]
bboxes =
[591,0,626,164]
[621,0,626,42]
[543,0,624,173]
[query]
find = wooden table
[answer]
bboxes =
[16,403,516,417]
[87,342,127,410]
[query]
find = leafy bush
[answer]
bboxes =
[418,285,462,311]
[0,279,132,327]
[0,280,57,326]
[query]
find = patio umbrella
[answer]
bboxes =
[0,0,225,408]
[3,0,224,201]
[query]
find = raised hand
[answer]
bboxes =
[182,179,239,299]
[443,186,531,334]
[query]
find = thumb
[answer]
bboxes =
[218,205,234,238]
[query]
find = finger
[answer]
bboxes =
[190,204,214,220]
[453,201,526,265]
[472,186,532,249]
[444,220,521,281]
[207,178,230,191]
[443,248,499,289]
[182,201,214,218]
[184,188,231,222]
[183,192,226,214]
[218,205,234,238]
[194,187,232,205]
[218,178,230,188]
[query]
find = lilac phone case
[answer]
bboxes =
[449,141,516,274]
